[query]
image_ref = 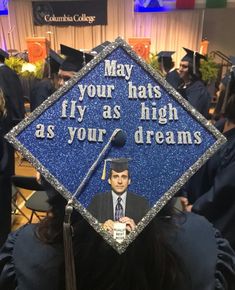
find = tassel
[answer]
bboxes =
[193,51,196,75]
[82,51,86,66]
[63,199,77,290]
[101,159,107,180]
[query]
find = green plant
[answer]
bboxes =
[34,60,45,79]
[200,56,219,84]
[5,56,25,74]
[148,52,161,73]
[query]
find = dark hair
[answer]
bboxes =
[158,57,174,72]
[36,183,189,290]
[74,210,189,290]
[0,55,5,63]
[224,93,235,123]
[36,193,67,243]
[35,178,81,243]
[187,61,201,82]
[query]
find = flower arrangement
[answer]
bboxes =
[5,56,44,79]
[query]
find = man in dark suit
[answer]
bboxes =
[88,158,149,232]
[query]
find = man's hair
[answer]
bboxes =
[109,169,130,180]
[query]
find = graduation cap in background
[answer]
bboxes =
[227,55,235,88]
[230,56,235,74]
[221,74,229,87]
[157,51,175,73]
[221,56,235,113]
[92,41,111,55]
[0,48,9,61]
[47,49,64,76]
[60,44,94,72]
[101,158,131,180]
[181,47,207,74]
[157,51,175,61]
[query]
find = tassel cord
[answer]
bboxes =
[63,200,77,290]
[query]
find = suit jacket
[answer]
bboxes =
[88,192,149,224]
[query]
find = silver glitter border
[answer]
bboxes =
[5,37,227,254]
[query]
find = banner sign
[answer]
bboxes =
[32,1,107,26]
[206,0,227,8]
[0,0,8,16]
[134,0,227,12]
[176,0,195,9]
[6,37,226,253]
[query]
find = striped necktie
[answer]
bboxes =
[115,196,123,221]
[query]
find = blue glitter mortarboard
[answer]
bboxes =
[5,37,226,253]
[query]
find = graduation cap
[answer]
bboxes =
[0,48,9,61]
[230,56,235,74]
[157,51,175,73]
[220,56,235,114]
[181,47,207,74]
[111,158,129,172]
[60,44,94,72]
[227,55,235,88]
[157,51,175,60]
[6,37,226,255]
[101,158,131,180]
[92,41,111,55]
[47,49,64,75]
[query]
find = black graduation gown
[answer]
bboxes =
[0,224,65,290]
[167,212,235,290]
[0,113,14,247]
[165,69,182,90]
[0,65,25,123]
[0,214,235,290]
[178,80,211,118]
[30,78,55,112]
[191,128,235,249]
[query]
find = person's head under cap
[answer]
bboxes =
[42,49,63,79]
[0,48,9,63]
[179,47,207,82]
[91,41,111,55]
[58,44,93,87]
[107,158,131,196]
[157,51,175,74]
[48,49,64,75]
[222,56,235,106]
[229,56,235,92]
